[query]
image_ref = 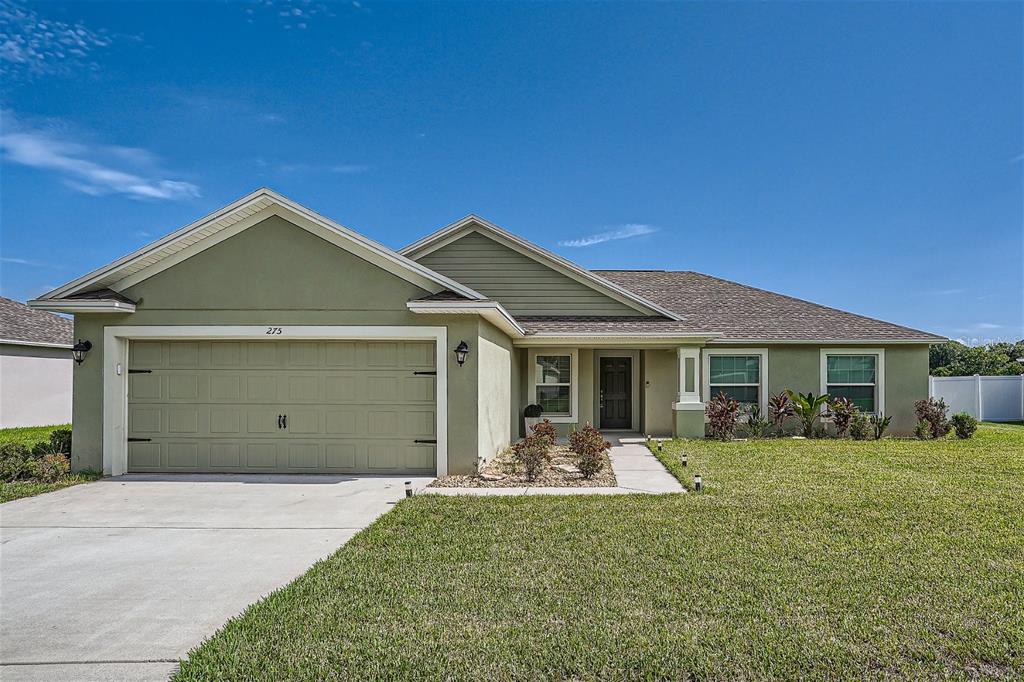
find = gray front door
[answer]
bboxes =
[599,356,631,429]
[127,340,437,474]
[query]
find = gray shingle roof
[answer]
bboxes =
[518,316,705,335]
[591,271,945,342]
[0,297,73,346]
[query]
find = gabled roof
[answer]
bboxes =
[0,296,73,347]
[400,215,682,321]
[596,270,946,343]
[30,189,485,311]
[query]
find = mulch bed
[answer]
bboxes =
[429,445,616,488]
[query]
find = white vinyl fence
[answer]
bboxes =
[929,375,1024,422]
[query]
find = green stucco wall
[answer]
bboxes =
[642,349,677,436]
[68,215,514,475]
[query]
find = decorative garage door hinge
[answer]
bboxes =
[412,371,437,375]
[413,439,437,444]
[128,369,153,374]
[127,438,152,442]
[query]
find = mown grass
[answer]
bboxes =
[175,424,1023,681]
[0,424,99,503]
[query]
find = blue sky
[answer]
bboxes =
[1,0,1021,344]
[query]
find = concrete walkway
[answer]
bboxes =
[0,474,431,682]
[425,434,683,496]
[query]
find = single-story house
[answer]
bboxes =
[1,296,74,428]
[29,188,945,476]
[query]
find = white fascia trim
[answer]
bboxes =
[406,300,525,337]
[0,338,73,349]
[527,347,579,424]
[702,347,769,415]
[100,325,448,478]
[27,299,136,314]
[709,338,941,345]
[37,188,485,303]
[819,347,885,417]
[514,333,718,347]
[400,216,683,321]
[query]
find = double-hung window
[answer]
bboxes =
[533,352,574,418]
[703,349,767,411]
[821,350,884,415]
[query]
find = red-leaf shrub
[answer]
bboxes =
[513,433,551,481]
[706,391,740,441]
[914,398,950,439]
[530,419,557,446]
[569,423,611,479]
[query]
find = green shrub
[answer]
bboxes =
[850,413,870,440]
[785,390,830,438]
[49,428,72,455]
[745,406,771,439]
[914,398,950,439]
[568,423,610,479]
[513,434,551,481]
[950,412,979,439]
[706,391,740,441]
[870,414,892,440]
[29,453,70,483]
[914,420,931,440]
[530,419,557,446]
[0,442,33,482]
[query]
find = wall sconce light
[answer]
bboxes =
[71,340,92,365]
[454,340,469,366]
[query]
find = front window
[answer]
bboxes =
[826,354,877,413]
[535,354,571,415]
[708,355,761,406]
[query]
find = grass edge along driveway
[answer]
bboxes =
[175,424,1023,680]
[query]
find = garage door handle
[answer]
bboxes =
[282,414,287,429]
[277,414,283,429]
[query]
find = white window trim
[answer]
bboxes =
[101,325,448,477]
[819,348,885,416]
[702,348,769,414]
[528,348,579,424]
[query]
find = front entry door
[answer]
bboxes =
[599,357,632,429]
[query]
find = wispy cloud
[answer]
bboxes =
[952,322,1003,334]
[0,0,123,80]
[1,256,57,267]
[278,161,369,174]
[247,1,335,30]
[0,109,200,200]
[1010,153,1024,164]
[924,288,965,296]
[558,223,658,248]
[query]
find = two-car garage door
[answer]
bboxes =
[127,340,437,474]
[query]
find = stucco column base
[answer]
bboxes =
[672,403,705,439]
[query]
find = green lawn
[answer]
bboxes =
[175,424,1023,681]
[0,424,100,503]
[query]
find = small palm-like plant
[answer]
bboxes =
[785,390,830,438]
[828,397,858,438]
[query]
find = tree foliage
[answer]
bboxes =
[930,340,1024,377]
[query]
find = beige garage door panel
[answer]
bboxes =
[127,340,436,474]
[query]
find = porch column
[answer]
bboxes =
[672,346,705,438]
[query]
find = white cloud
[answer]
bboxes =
[0,256,63,268]
[558,223,658,248]
[0,109,200,200]
[925,288,965,296]
[0,0,117,79]
[278,161,368,174]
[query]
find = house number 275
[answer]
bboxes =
[265,327,283,335]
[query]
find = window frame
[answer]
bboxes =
[528,348,579,423]
[701,348,768,414]
[819,348,885,416]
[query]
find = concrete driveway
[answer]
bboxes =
[0,474,432,681]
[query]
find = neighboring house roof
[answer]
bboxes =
[595,270,946,343]
[400,215,682,320]
[30,188,485,312]
[0,296,73,347]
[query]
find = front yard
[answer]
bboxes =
[175,424,1023,680]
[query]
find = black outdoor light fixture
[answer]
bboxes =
[454,340,469,366]
[71,340,92,365]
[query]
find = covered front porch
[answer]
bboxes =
[513,342,708,439]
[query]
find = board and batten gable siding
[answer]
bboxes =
[415,230,644,316]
